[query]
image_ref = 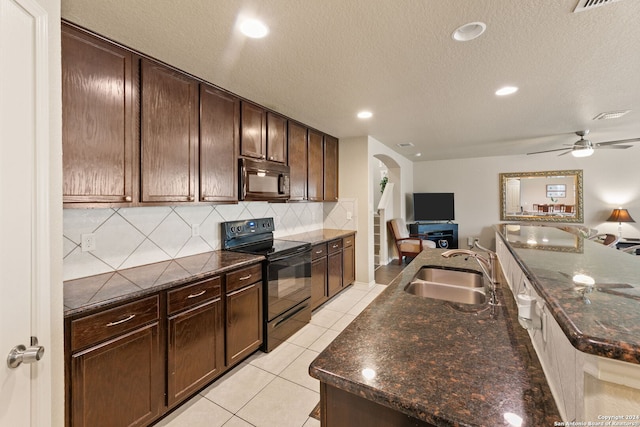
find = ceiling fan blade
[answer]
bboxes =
[596,144,632,149]
[558,150,573,156]
[595,137,640,146]
[526,147,571,155]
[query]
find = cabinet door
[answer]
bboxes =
[307,129,324,201]
[311,256,328,310]
[240,101,266,159]
[343,239,355,287]
[327,252,343,298]
[267,112,287,163]
[288,121,308,201]
[62,24,138,204]
[71,324,163,427]
[141,59,198,202]
[324,135,339,201]
[167,298,224,406]
[200,84,239,202]
[226,282,263,366]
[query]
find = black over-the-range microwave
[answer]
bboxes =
[239,158,290,201]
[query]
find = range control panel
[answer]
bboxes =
[222,217,274,240]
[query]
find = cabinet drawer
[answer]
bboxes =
[311,243,327,260]
[71,295,159,351]
[327,239,342,254]
[226,263,263,293]
[343,235,355,248]
[167,276,222,315]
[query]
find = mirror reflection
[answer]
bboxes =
[500,169,583,223]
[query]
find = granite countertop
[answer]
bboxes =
[64,250,264,317]
[495,224,640,364]
[309,249,560,426]
[279,228,355,245]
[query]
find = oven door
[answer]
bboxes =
[266,248,311,321]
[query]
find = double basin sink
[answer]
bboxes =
[404,266,486,305]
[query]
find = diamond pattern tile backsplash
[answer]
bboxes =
[63,200,357,280]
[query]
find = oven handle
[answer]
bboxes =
[268,246,311,263]
[271,302,310,329]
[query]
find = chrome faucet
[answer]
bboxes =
[442,242,499,304]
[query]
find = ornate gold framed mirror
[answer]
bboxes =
[499,169,583,223]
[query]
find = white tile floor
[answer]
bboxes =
[154,282,387,427]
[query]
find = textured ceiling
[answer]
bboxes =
[61,0,640,161]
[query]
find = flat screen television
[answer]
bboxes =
[413,193,455,222]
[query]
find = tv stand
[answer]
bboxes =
[409,222,458,249]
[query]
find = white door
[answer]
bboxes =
[0,0,53,425]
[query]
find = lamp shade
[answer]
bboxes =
[606,208,635,223]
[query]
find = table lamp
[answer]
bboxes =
[606,208,635,238]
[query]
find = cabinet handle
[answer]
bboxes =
[106,314,136,327]
[187,196,195,202]
[315,250,323,254]
[124,195,132,202]
[239,274,252,281]
[187,290,206,299]
[332,244,339,248]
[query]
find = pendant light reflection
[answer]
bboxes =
[361,368,376,380]
[503,412,523,427]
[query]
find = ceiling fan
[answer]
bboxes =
[527,130,640,157]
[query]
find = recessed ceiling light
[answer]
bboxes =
[452,22,486,41]
[414,152,422,157]
[239,18,269,38]
[495,86,518,96]
[357,111,373,119]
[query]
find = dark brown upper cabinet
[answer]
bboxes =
[140,59,199,203]
[240,101,267,160]
[287,121,308,201]
[307,129,324,202]
[62,23,138,205]
[324,135,339,201]
[199,84,239,203]
[266,112,287,163]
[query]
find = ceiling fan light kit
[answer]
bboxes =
[527,130,640,157]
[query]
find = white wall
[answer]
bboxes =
[413,149,640,248]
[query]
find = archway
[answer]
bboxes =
[372,154,402,266]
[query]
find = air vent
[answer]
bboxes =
[592,110,631,120]
[573,0,625,13]
[396,142,414,148]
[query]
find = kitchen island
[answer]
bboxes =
[309,248,560,426]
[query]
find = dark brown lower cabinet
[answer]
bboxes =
[226,280,263,365]
[66,262,264,427]
[342,235,355,287]
[311,253,328,310]
[225,263,263,365]
[167,299,224,407]
[320,383,433,427]
[71,323,163,427]
[327,239,343,298]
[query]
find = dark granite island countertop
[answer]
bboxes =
[64,250,264,317]
[495,224,640,364]
[309,249,560,427]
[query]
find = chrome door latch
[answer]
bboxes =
[7,336,45,369]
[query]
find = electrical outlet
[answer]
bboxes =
[467,236,480,247]
[191,224,200,237]
[81,233,96,252]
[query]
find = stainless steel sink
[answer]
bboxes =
[404,266,487,305]
[412,266,483,288]
[404,281,487,305]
